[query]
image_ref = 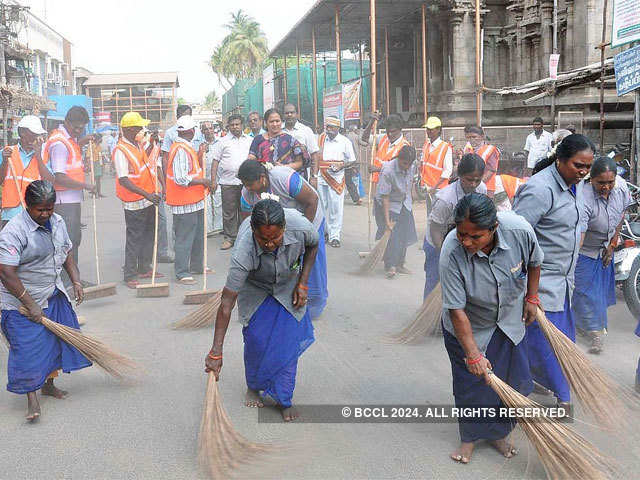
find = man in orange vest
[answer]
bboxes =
[463,125,500,197]
[494,174,528,211]
[43,106,97,283]
[0,115,53,228]
[361,112,410,185]
[421,116,453,198]
[165,115,212,284]
[112,112,162,288]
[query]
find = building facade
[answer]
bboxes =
[81,72,179,131]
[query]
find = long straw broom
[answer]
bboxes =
[367,119,378,249]
[487,371,617,479]
[354,229,392,275]
[18,307,139,380]
[171,290,222,329]
[198,372,271,479]
[534,308,640,430]
[386,282,442,343]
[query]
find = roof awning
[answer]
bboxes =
[270,0,429,57]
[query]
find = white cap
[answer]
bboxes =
[17,115,46,135]
[176,115,196,131]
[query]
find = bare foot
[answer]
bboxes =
[244,388,264,408]
[490,438,518,458]
[41,380,67,399]
[280,405,299,422]
[26,391,40,422]
[450,442,474,464]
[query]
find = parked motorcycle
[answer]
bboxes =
[614,181,640,317]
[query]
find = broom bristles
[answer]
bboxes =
[355,230,391,275]
[19,311,139,380]
[171,291,222,330]
[386,283,442,344]
[535,308,640,430]
[198,372,272,479]
[488,372,617,480]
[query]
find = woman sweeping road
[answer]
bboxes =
[574,156,632,353]
[513,133,594,410]
[373,145,418,279]
[0,181,91,421]
[423,153,486,297]
[440,193,542,464]
[204,200,317,421]
[237,160,328,319]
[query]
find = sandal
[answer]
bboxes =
[125,280,140,289]
[178,277,197,285]
[139,271,165,279]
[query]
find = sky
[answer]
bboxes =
[20,0,317,103]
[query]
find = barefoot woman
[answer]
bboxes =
[440,193,541,464]
[204,199,317,421]
[0,181,91,421]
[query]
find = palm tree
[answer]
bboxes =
[204,90,221,111]
[209,10,269,84]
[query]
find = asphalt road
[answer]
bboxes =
[1,179,640,479]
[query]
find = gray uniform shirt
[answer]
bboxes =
[426,180,487,248]
[440,211,544,353]
[241,166,324,230]
[375,159,415,214]
[225,208,320,325]
[0,210,72,310]
[513,163,583,311]
[579,176,632,259]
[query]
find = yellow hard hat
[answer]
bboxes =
[120,111,150,128]
[423,116,442,129]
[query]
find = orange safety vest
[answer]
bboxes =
[499,174,527,201]
[421,139,451,189]
[2,146,41,209]
[165,141,205,206]
[43,128,85,191]
[373,134,409,183]
[113,140,156,202]
[476,144,500,191]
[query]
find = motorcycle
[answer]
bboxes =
[614,181,640,317]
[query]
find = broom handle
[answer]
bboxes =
[6,153,26,209]
[151,145,160,286]
[367,119,378,250]
[203,187,208,292]
[88,140,100,285]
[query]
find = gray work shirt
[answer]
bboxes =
[426,180,487,247]
[225,208,319,326]
[440,211,544,353]
[241,166,324,230]
[579,176,633,259]
[513,163,583,311]
[0,210,72,310]
[375,158,415,214]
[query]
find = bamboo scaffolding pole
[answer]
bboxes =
[335,5,342,84]
[421,3,428,124]
[475,0,482,126]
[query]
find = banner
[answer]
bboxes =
[614,44,640,96]
[94,111,111,125]
[262,64,275,112]
[322,84,342,126]
[612,0,640,48]
[549,54,560,80]
[342,79,362,122]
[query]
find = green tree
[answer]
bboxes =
[204,90,221,111]
[177,97,187,105]
[209,9,269,85]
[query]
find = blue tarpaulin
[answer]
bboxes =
[46,95,94,132]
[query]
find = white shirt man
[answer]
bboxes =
[210,116,252,249]
[524,121,553,170]
[317,118,356,247]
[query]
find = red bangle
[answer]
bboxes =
[297,284,309,291]
[465,354,484,366]
[208,353,222,361]
[525,295,541,305]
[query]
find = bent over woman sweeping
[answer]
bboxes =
[204,199,317,421]
[0,181,91,421]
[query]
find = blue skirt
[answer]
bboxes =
[1,289,92,394]
[526,293,574,402]
[423,240,440,300]
[444,327,533,443]
[243,296,315,408]
[307,220,328,319]
[573,254,615,332]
